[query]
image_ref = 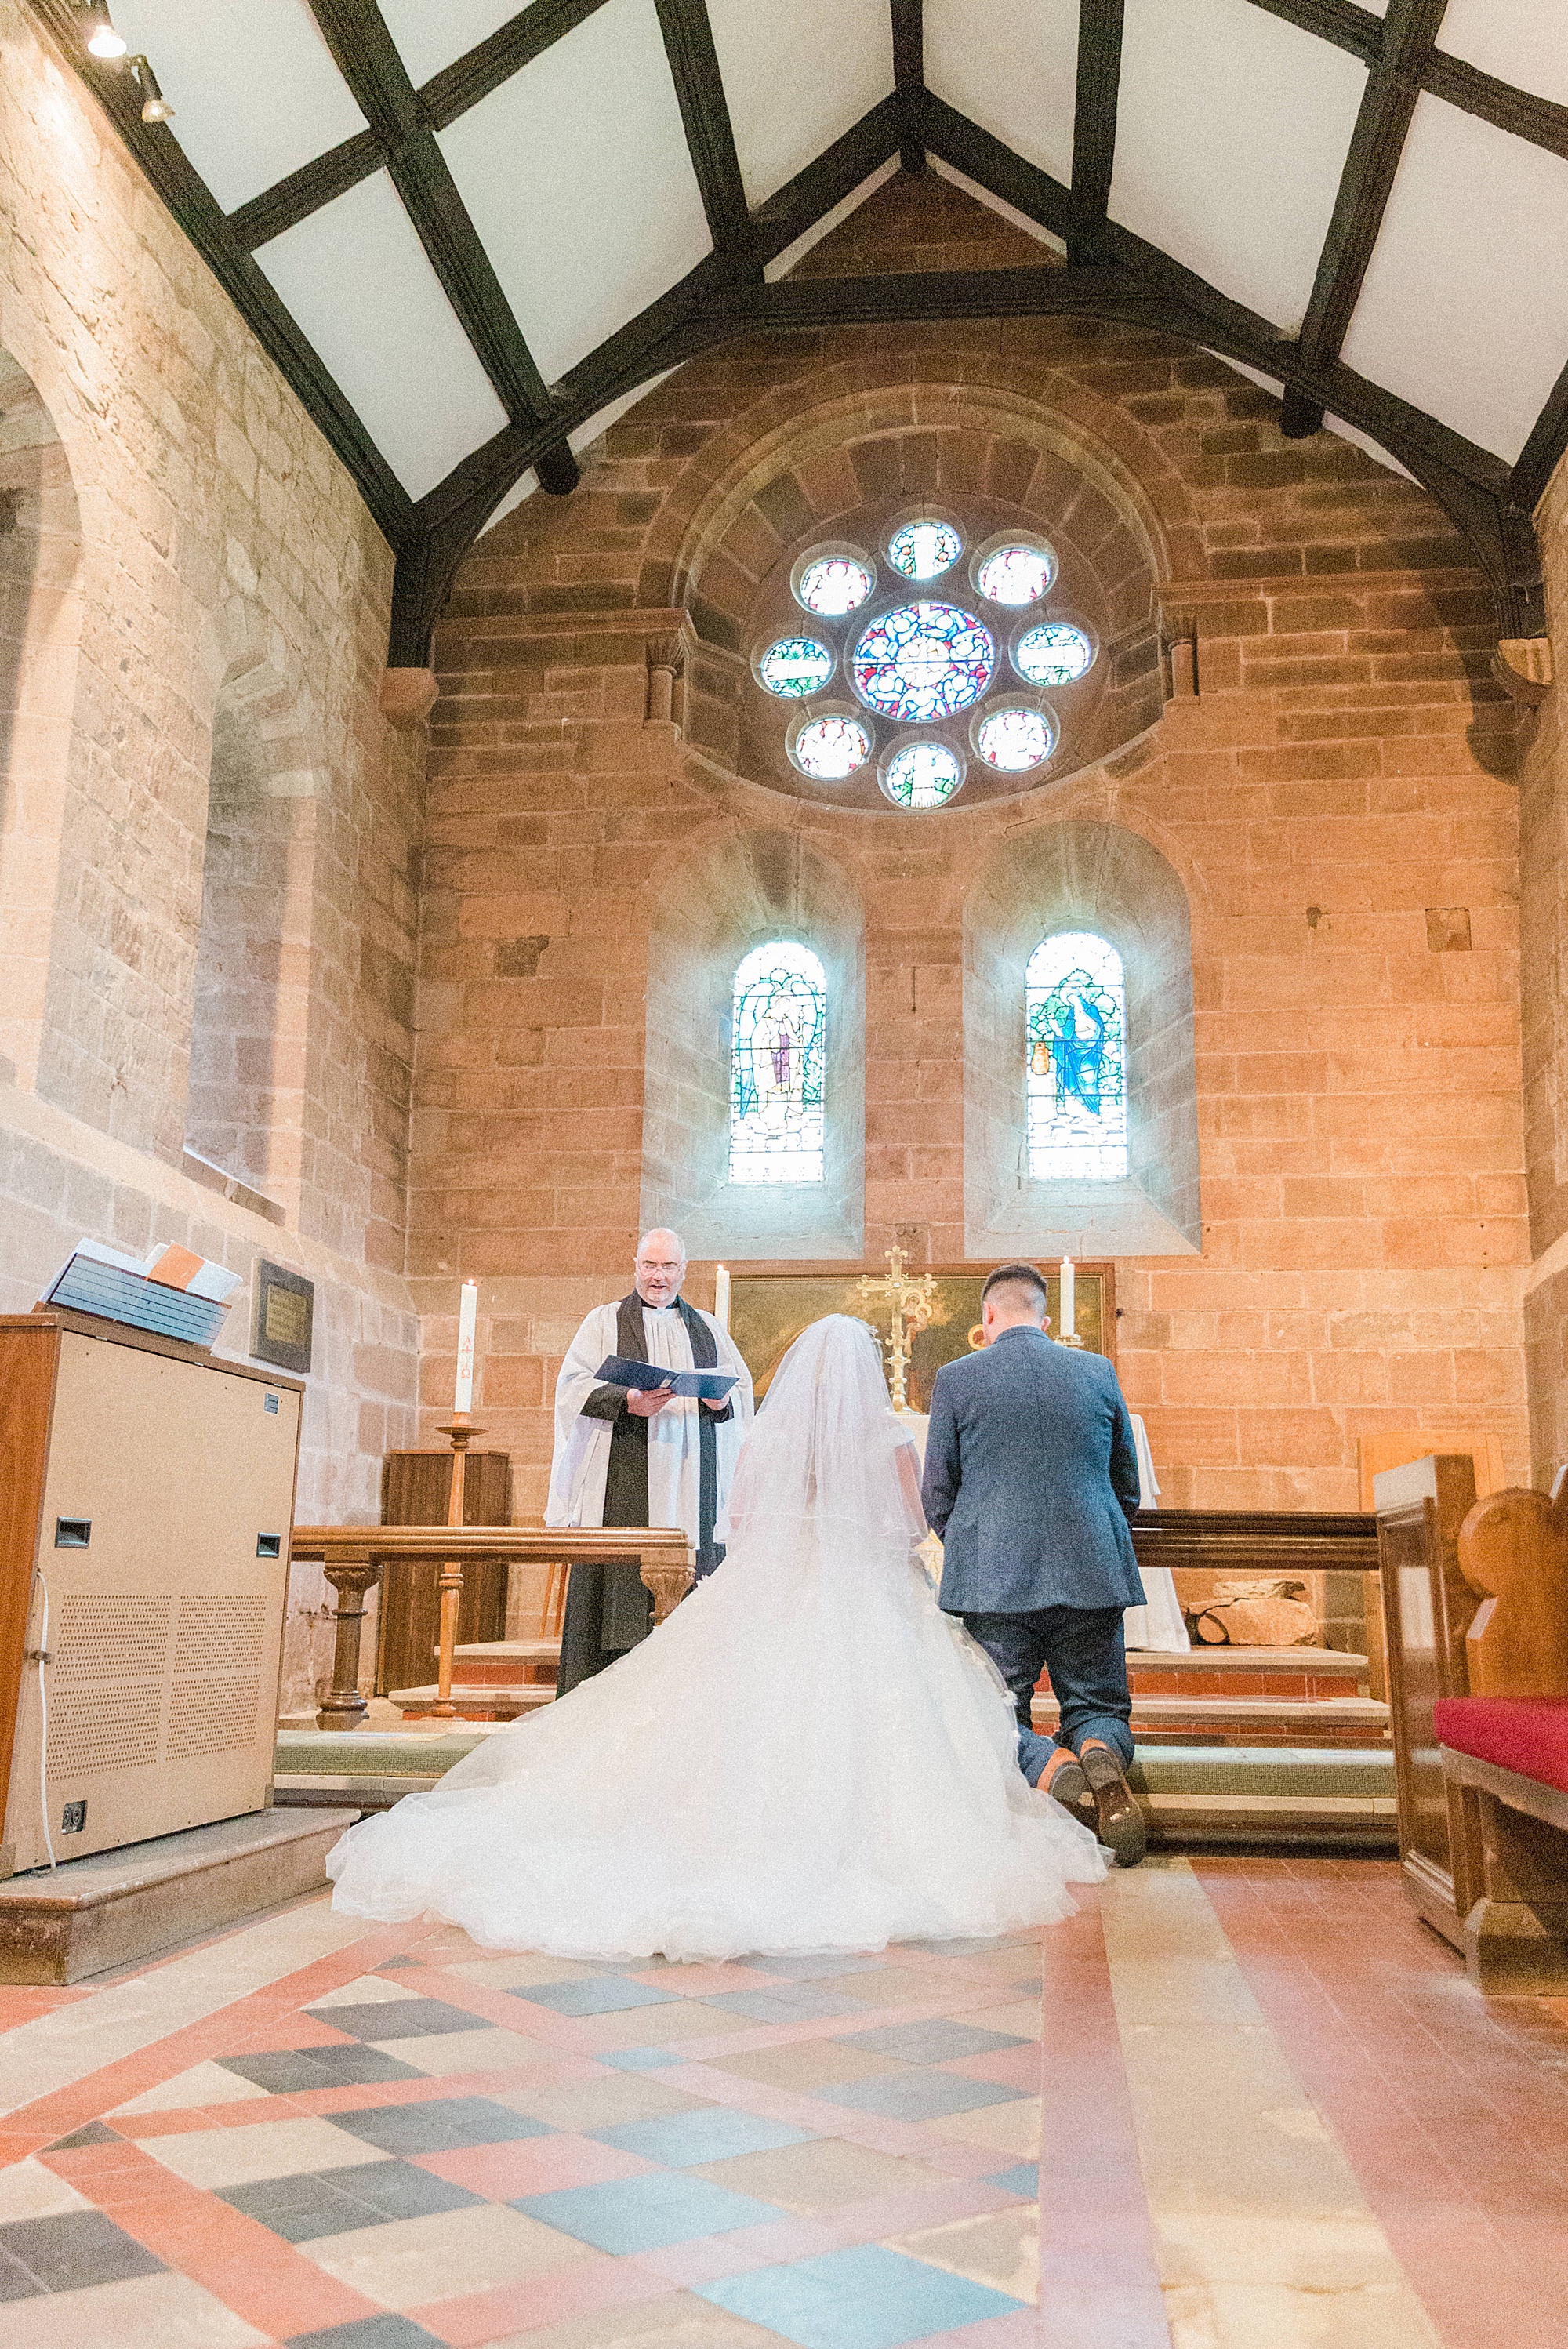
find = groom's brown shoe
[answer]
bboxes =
[1034,1746,1097,1830]
[1080,1742,1147,1868]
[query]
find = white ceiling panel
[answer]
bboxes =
[1111,0,1367,331]
[924,0,1079,189]
[254,172,508,499]
[1436,0,1568,110]
[1341,94,1568,463]
[708,0,893,206]
[437,0,711,385]
[378,0,526,89]
[111,0,365,213]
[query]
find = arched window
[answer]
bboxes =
[729,940,826,1185]
[1025,931,1128,1181]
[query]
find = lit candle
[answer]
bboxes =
[1059,1255,1075,1341]
[714,1263,731,1331]
[454,1280,477,1413]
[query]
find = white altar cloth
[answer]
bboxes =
[1122,1414,1189,1652]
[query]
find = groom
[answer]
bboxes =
[921,1262,1148,1866]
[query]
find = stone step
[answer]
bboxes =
[1034,1694,1388,1748]
[437,1639,1371,1705]
[271,1731,1396,1849]
[1124,1647,1369,1700]
[390,1681,556,1720]
[443,1639,560,1688]
[0,1806,361,1985]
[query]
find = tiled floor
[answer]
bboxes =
[0,1857,1563,2347]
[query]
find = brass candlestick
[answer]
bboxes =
[430,1415,482,1717]
[856,1247,938,1412]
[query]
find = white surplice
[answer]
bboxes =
[544,1298,754,1540]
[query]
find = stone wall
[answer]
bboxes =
[417,171,1530,1524]
[1517,443,1568,1482]
[0,4,426,1711]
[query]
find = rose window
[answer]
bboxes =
[851,602,995,722]
[754,515,1096,808]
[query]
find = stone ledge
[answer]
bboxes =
[0,1806,359,1984]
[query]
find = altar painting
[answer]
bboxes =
[729,1265,1113,1406]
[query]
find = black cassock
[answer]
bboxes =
[555,1291,733,1697]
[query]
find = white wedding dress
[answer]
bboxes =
[327,1316,1105,1961]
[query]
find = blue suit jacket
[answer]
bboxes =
[921,1327,1145,1616]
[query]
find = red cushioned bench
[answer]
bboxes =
[1432,1490,1568,1992]
[1434,1697,1568,1830]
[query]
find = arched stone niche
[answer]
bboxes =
[185,604,322,1207]
[641,828,864,1260]
[0,346,82,1092]
[664,383,1172,812]
[965,822,1200,1258]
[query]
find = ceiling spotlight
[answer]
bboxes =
[129,56,174,122]
[82,5,126,59]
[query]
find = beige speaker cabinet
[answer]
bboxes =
[0,1310,303,1876]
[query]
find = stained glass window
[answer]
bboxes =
[887,518,962,581]
[975,705,1055,773]
[1014,621,1094,686]
[851,601,995,722]
[1025,931,1128,1181]
[796,555,875,616]
[882,740,964,808]
[730,940,826,1185]
[790,711,872,779]
[758,637,834,698]
[975,542,1054,606]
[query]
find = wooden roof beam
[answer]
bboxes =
[910,93,1541,637]
[652,0,753,261]
[1290,0,1449,434]
[303,0,573,475]
[1070,0,1124,260]
[891,0,925,174]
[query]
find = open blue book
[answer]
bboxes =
[594,1353,739,1401]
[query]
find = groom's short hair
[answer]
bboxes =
[981,1262,1049,1319]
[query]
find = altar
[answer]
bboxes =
[724,1253,1189,1654]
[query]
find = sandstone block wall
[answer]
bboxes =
[0,4,426,1710]
[1518,432,1568,1482]
[416,173,1530,1524]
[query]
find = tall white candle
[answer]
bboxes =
[454,1280,477,1412]
[1059,1255,1075,1340]
[714,1263,731,1331]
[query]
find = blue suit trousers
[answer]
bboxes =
[958,1606,1134,1783]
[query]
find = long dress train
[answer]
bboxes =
[326,1315,1105,1961]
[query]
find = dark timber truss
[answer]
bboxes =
[32,0,1566,663]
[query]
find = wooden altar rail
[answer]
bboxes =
[289,1525,695,1731]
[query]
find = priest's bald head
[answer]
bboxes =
[633,1229,687,1309]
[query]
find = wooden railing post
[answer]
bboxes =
[318,1552,380,1732]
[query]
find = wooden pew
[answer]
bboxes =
[1430,1484,1568,1991]
[1374,1454,1486,1951]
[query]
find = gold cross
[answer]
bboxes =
[856,1247,938,1413]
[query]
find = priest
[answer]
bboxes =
[546,1229,754,1695]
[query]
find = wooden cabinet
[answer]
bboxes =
[1374,1453,1485,1948]
[0,1311,303,1876]
[375,1450,513,1697]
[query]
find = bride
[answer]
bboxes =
[327,1316,1105,1959]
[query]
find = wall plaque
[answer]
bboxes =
[253,1260,314,1374]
